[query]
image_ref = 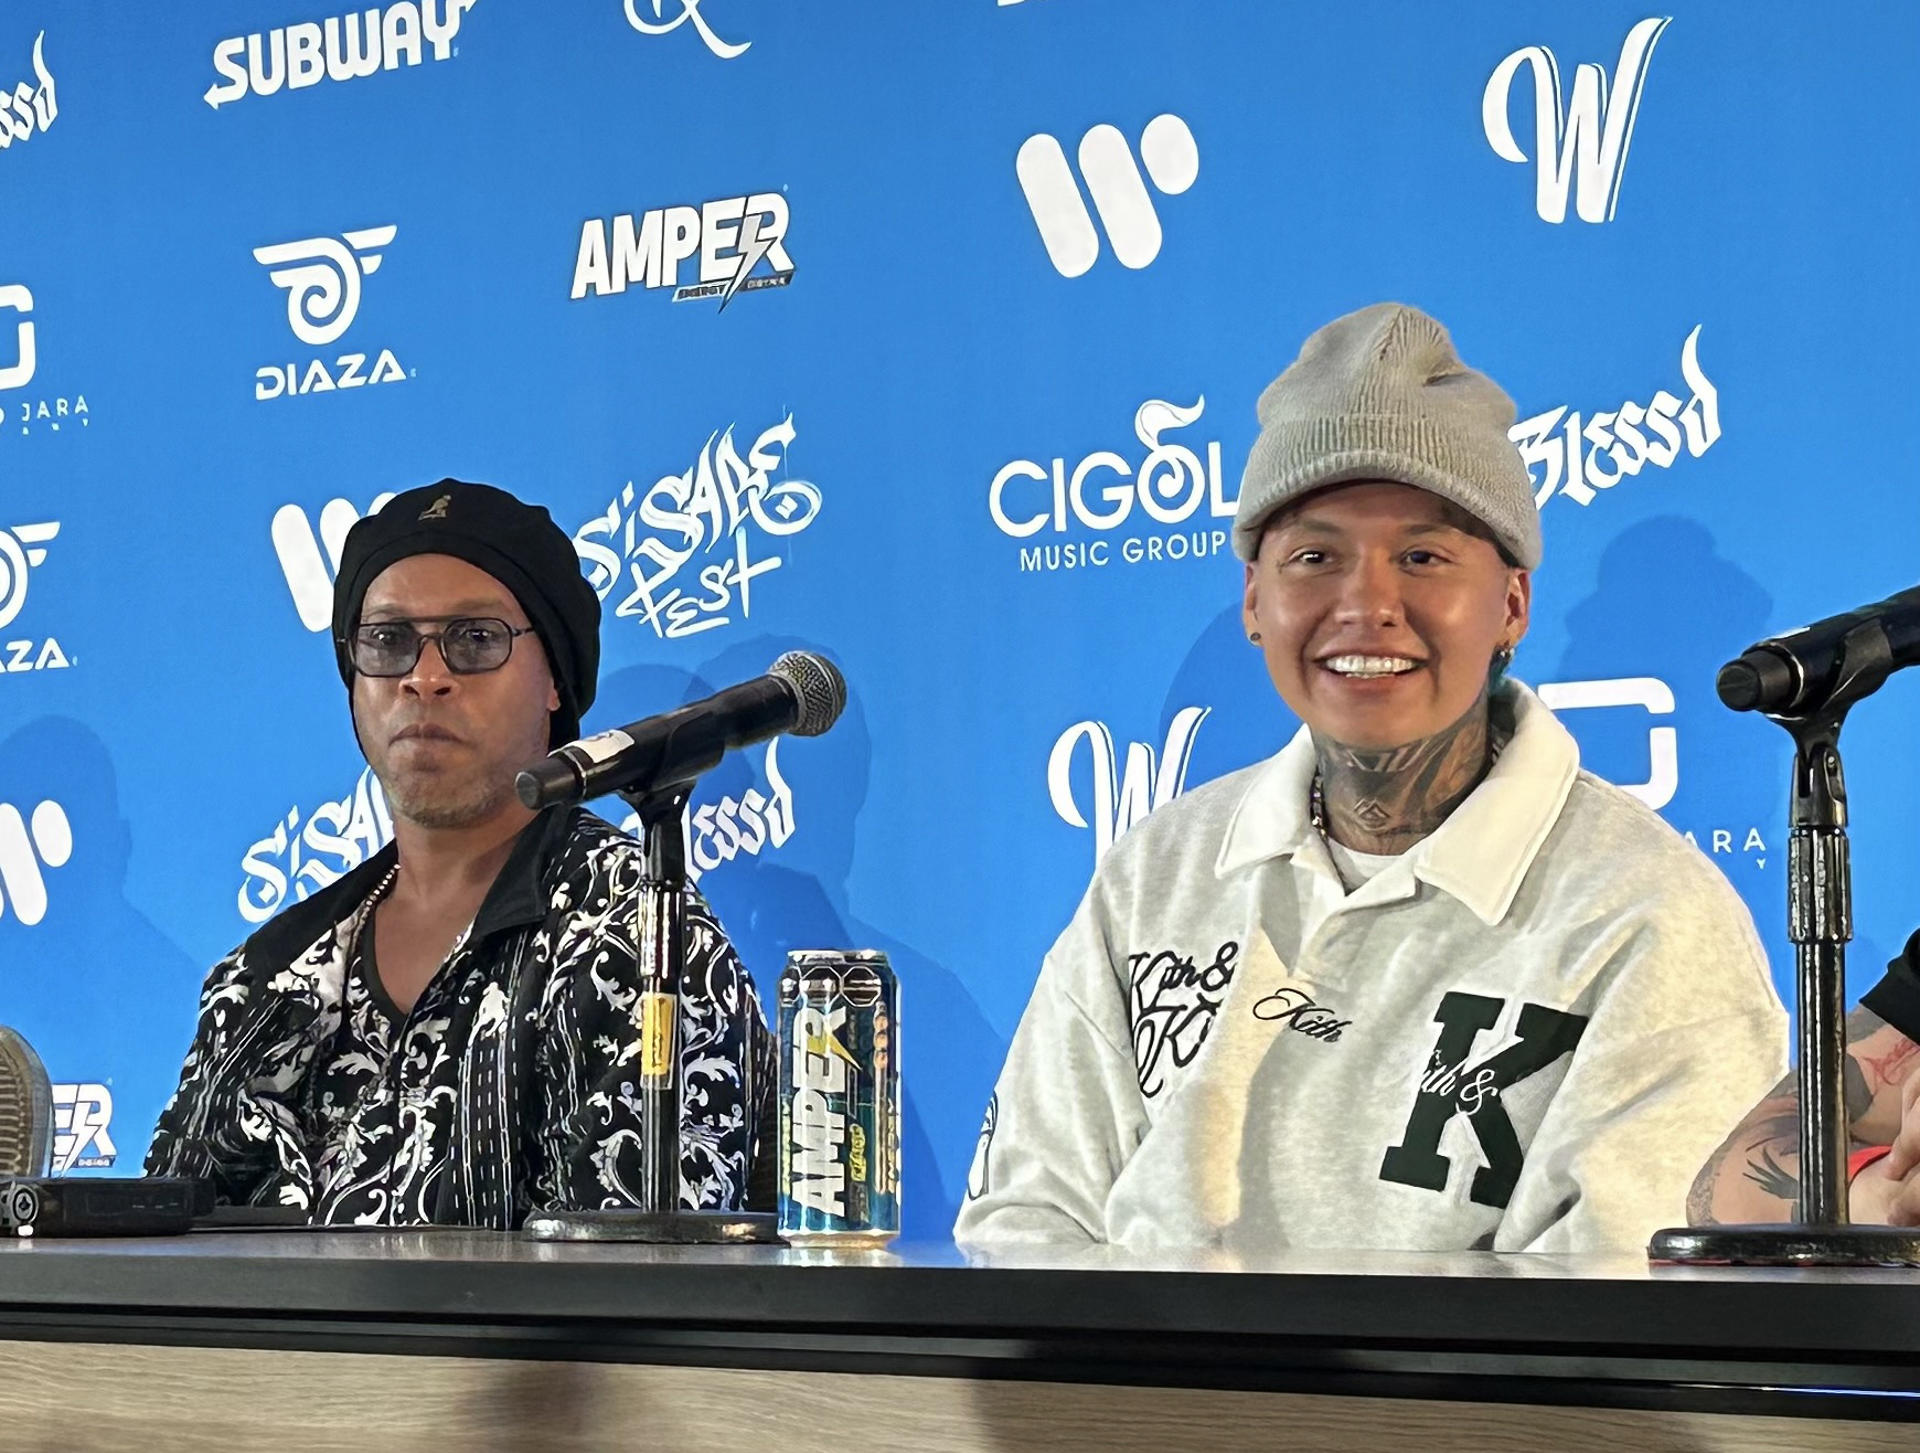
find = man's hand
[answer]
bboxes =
[1867,1070,1920,1226]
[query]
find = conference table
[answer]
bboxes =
[1,1231,1916,1451]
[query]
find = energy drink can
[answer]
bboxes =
[777,949,900,1246]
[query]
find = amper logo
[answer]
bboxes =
[50,1083,114,1172]
[0,284,34,391]
[272,494,396,631]
[571,194,794,307]
[1016,114,1198,277]
[0,799,70,927]
[1483,16,1670,225]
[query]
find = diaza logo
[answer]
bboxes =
[1050,706,1209,869]
[0,798,71,928]
[50,1083,114,1172]
[991,395,1235,573]
[1016,113,1198,277]
[1515,325,1718,512]
[573,413,821,640]
[624,0,748,60]
[272,493,397,631]
[0,31,55,149]
[0,520,69,675]
[239,768,393,924]
[205,1,478,109]
[1483,16,1671,225]
[253,227,407,400]
[571,194,794,308]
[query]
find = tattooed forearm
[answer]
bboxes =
[1312,701,1496,854]
[1688,1102,1800,1225]
[1741,1144,1800,1203]
[1860,1037,1920,1093]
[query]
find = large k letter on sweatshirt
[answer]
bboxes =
[955,684,1787,1254]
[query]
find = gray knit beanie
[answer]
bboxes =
[1233,303,1541,568]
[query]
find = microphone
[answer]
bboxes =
[1717,585,1920,715]
[516,650,847,809]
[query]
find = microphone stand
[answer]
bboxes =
[1652,621,1920,1265]
[523,784,778,1245]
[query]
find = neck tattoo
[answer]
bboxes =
[1309,702,1503,856]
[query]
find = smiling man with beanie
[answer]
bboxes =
[956,304,1786,1254]
[147,480,774,1227]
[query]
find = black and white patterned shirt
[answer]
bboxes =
[146,808,776,1228]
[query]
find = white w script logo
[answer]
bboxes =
[1050,707,1208,869]
[1483,16,1670,224]
[254,227,397,345]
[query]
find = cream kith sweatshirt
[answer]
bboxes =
[956,684,1786,1253]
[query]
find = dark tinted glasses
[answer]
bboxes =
[347,617,533,677]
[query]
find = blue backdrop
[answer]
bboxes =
[2,0,1916,1240]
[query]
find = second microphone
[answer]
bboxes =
[516,650,847,810]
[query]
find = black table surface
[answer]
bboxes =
[3,1233,1918,1417]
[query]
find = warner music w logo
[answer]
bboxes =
[1017,114,1198,277]
[0,799,70,927]
[1049,707,1208,868]
[272,494,395,631]
[1483,16,1670,224]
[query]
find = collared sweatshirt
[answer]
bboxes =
[955,684,1787,1253]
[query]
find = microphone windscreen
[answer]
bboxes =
[770,651,847,736]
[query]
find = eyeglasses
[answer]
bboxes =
[346,617,533,677]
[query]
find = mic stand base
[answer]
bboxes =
[522,1209,781,1245]
[1649,1223,1920,1267]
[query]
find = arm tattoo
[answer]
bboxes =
[1741,1144,1800,1203]
[1312,701,1494,855]
[1860,1037,1920,1093]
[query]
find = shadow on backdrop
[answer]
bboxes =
[0,715,200,1173]
[589,636,1003,1241]
[1548,516,1853,999]
[1165,602,1296,788]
